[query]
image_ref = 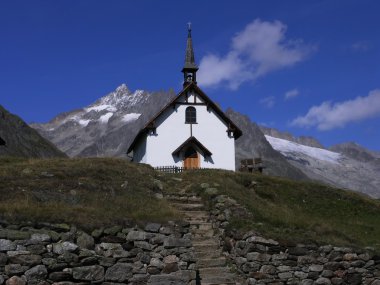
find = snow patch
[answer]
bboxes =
[86,104,117,112]
[99,112,114,123]
[78,119,91,127]
[265,135,341,164]
[122,113,141,123]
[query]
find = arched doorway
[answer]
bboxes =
[183,146,199,169]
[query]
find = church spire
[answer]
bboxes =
[182,23,198,87]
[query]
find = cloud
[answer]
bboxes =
[259,96,275,108]
[351,41,371,52]
[285,88,299,100]
[291,89,380,130]
[197,19,315,90]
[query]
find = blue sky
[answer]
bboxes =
[1,1,379,150]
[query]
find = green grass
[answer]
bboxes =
[1,157,379,250]
[160,169,380,251]
[0,157,178,230]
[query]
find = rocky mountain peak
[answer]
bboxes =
[329,142,376,162]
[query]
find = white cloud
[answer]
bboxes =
[259,96,275,108]
[198,19,315,89]
[285,88,299,100]
[351,41,371,52]
[291,89,380,130]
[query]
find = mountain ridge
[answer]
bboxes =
[31,83,380,198]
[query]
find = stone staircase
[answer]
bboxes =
[166,193,244,285]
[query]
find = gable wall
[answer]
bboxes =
[144,92,235,170]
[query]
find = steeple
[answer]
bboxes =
[182,23,198,87]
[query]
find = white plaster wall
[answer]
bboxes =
[143,92,236,170]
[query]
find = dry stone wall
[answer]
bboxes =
[0,220,196,285]
[209,194,380,285]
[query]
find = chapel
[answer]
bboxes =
[127,25,242,170]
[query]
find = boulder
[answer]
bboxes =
[145,223,161,233]
[76,232,94,250]
[72,265,104,282]
[30,233,51,242]
[0,239,16,251]
[9,254,42,266]
[5,276,26,285]
[126,231,146,241]
[105,263,133,282]
[53,242,78,254]
[24,265,48,284]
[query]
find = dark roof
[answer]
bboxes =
[127,82,243,153]
[172,136,212,157]
[183,25,198,71]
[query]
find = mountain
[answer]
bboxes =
[31,84,380,198]
[31,84,176,157]
[264,135,380,198]
[0,105,66,158]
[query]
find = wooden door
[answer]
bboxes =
[183,147,199,169]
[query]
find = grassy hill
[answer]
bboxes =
[1,157,379,250]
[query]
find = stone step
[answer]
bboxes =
[195,249,223,259]
[193,242,220,252]
[172,203,205,211]
[189,222,213,230]
[198,266,231,275]
[192,230,215,239]
[180,211,210,221]
[199,271,236,282]
[197,257,226,268]
[166,195,202,203]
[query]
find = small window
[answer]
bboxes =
[185,106,196,124]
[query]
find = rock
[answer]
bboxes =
[126,231,146,241]
[27,244,47,255]
[153,179,164,191]
[0,275,4,285]
[163,237,191,248]
[91,228,103,239]
[200,183,209,189]
[5,264,29,275]
[5,276,26,285]
[100,235,125,243]
[4,230,30,240]
[162,262,179,273]
[278,271,293,279]
[205,188,218,196]
[309,264,324,272]
[149,258,164,269]
[163,255,179,264]
[104,226,122,236]
[260,265,276,274]
[247,252,271,262]
[49,272,72,281]
[288,246,308,256]
[145,223,161,233]
[9,254,42,266]
[105,263,133,282]
[0,252,8,265]
[53,242,78,254]
[0,239,16,251]
[72,265,104,282]
[76,232,94,249]
[147,274,187,285]
[24,265,48,283]
[30,233,51,242]
[343,273,362,285]
[246,235,279,246]
[315,277,332,285]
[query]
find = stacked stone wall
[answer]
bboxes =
[0,221,196,285]
[209,194,380,285]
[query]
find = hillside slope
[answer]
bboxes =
[1,157,379,250]
[0,105,66,158]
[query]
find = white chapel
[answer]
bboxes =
[127,26,242,171]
